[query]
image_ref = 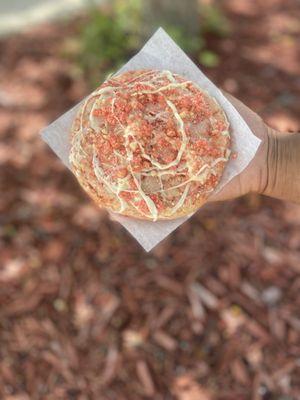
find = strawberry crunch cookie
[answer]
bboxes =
[70,69,231,221]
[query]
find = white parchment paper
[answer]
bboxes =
[41,28,261,251]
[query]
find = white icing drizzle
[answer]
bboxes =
[168,183,191,216]
[165,99,188,167]
[163,70,176,83]
[121,126,159,220]
[131,81,190,96]
[129,165,158,221]
[211,157,228,167]
[92,150,127,212]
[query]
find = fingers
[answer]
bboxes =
[207,174,243,202]
[222,91,266,140]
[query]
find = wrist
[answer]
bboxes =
[256,126,277,195]
[261,128,300,202]
[250,122,270,196]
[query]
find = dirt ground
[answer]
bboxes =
[0,0,300,399]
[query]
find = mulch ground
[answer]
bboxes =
[0,0,300,399]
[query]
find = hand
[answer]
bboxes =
[208,92,270,202]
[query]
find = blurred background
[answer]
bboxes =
[0,0,300,399]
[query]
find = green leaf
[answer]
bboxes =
[198,50,219,68]
[200,4,231,37]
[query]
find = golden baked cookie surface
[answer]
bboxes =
[70,69,230,220]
